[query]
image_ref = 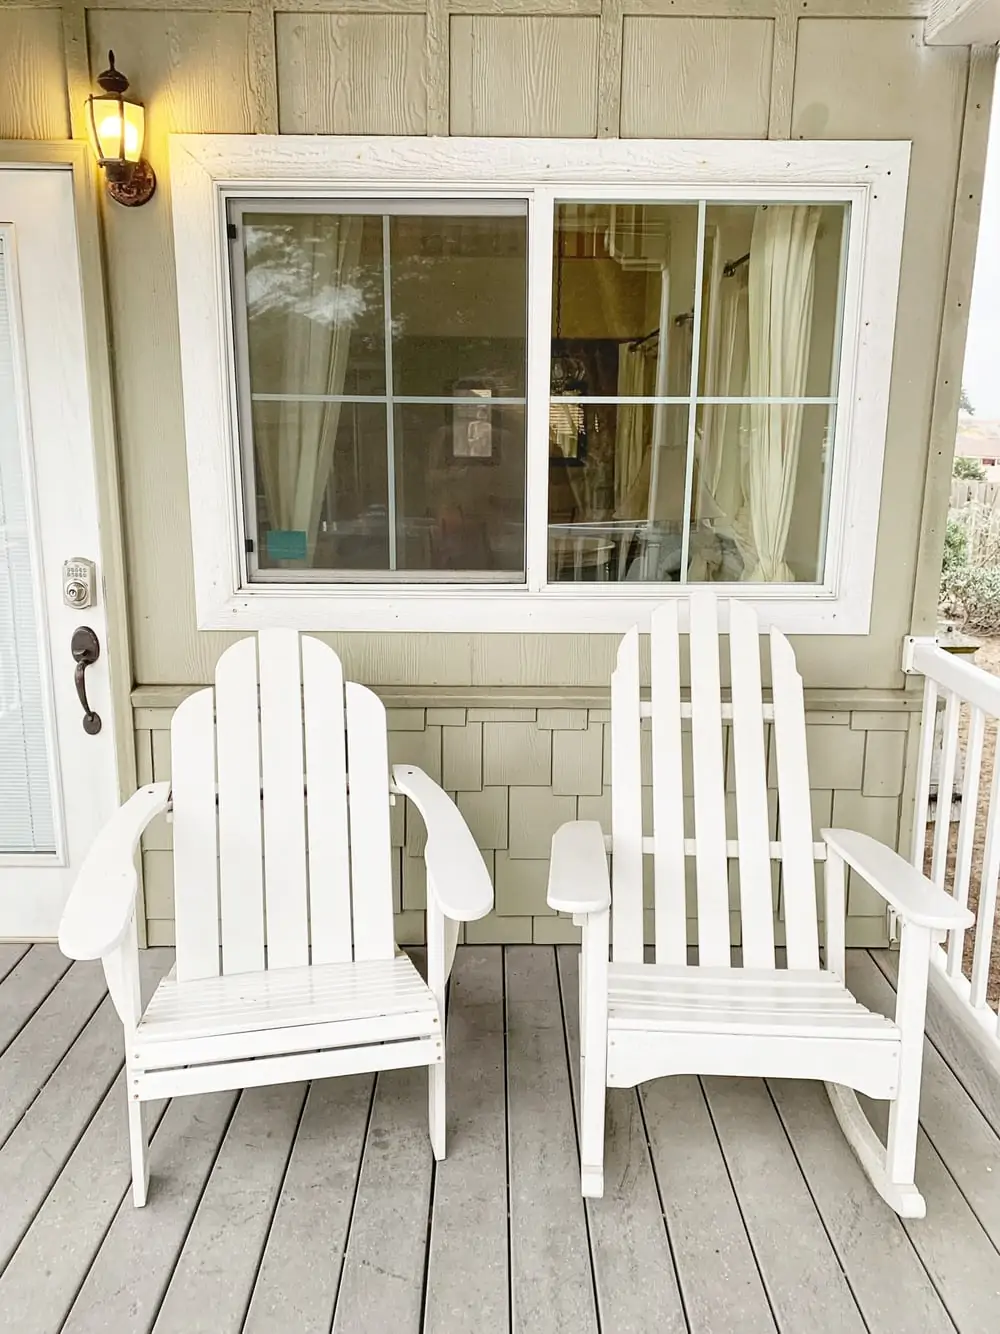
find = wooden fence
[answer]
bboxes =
[951,480,1000,509]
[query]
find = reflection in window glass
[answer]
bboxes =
[547,200,848,584]
[235,206,528,580]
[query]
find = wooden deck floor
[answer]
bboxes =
[0,944,998,1333]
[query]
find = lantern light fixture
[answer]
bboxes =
[85,51,156,207]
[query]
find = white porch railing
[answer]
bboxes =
[904,637,1000,1070]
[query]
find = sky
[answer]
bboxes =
[963,91,1000,421]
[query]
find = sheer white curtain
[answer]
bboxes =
[258,214,364,552]
[741,205,820,582]
[614,344,646,513]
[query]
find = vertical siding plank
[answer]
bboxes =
[215,637,266,976]
[258,630,310,971]
[450,16,599,137]
[0,10,69,139]
[171,689,221,981]
[621,17,772,138]
[276,13,428,134]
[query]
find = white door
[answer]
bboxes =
[0,166,118,938]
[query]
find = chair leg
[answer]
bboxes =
[429,1059,446,1161]
[128,1097,150,1208]
[580,1047,607,1199]
[826,1083,926,1219]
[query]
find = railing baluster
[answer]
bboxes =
[909,676,938,869]
[948,705,985,977]
[931,690,961,888]
[971,740,1000,1009]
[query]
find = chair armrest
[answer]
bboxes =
[547,821,611,916]
[59,783,171,961]
[392,766,493,922]
[821,828,974,931]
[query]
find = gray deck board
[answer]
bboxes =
[641,1073,777,1334]
[153,1083,308,1334]
[557,947,687,1334]
[0,960,108,1144]
[331,1064,434,1332]
[769,1078,955,1334]
[0,946,72,1056]
[61,1091,237,1334]
[0,945,998,1334]
[506,945,599,1334]
[424,948,509,1334]
[242,1077,373,1334]
[704,1077,867,1333]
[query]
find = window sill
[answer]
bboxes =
[199,584,868,635]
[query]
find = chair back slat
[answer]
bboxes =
[302,636,353,965]
[346,681,396,961]
[728,601,775,968]
[215,636,265,975]
[688,591,731,967]
[649,604,687,964]
[171,688,220,982]
[611,627,644,962]
[258,630,310,970]
[770,627,820,970]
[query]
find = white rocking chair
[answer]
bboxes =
[58,631,493,1206]
[549,592,971,1217]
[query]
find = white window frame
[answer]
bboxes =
[170,134,910,634]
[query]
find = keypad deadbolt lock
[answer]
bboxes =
[63,558,97,610]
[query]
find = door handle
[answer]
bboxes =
[71,626,102,735]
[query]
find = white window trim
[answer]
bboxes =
[170,134,910,634]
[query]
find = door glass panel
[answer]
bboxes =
[0,232,56,854]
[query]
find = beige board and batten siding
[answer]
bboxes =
[0,3,991,947]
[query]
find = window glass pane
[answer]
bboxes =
[698,202,848,399]
[252,400,389,572]
[235,205,528,582]
[242,212,386,397]
[0,234,56,853]
[390,214,527,398]
[549,405,690,582]
[551,203,700,398]
[692,402,835,583]
[395,403,525,576]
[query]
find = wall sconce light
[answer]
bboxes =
[85,51,156,207]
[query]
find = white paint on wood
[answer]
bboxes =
[171,689,221,982]
[925,0,1000,44]
[650,603,687,964]
[611,629,644,962]
[689,592,731,966]
[301,636,352,964]
[215,635,265,975]
[770,629,821,969]
[728,600,775,968]
[346,682,396,961]
[258,630,310,970]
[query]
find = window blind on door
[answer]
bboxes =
[0,231,56,855]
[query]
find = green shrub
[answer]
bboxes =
[940,565,1000,634]
[953,455,986,481]
[942,516,968,574]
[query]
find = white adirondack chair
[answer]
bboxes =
[549,592,972,1217]
[58,631,493,1206]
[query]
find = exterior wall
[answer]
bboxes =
[133,686,921,948]
[0,1,993,945]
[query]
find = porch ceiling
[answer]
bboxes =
[0,944,997,1332]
